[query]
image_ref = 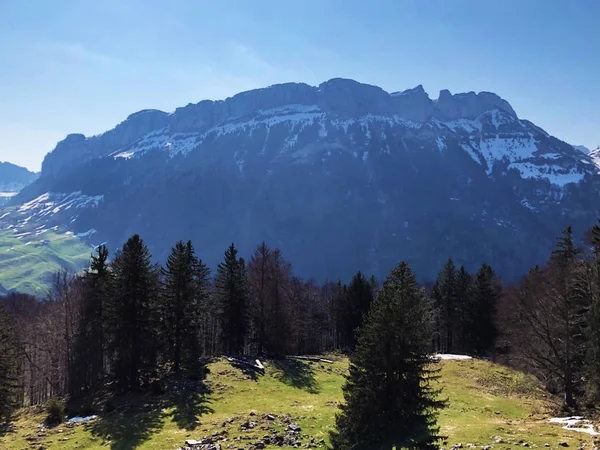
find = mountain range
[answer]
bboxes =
[2,78,600,294]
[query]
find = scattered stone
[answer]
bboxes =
[266,414,276,421]
[240,421,257,431]
[288,423,301,433]
[559,443,569,448]
[249,410,257,416]
[544,444,550,448]
[494,437,504,444]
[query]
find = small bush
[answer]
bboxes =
[45,397,65,426]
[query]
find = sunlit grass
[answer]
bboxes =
[1,357,597,449]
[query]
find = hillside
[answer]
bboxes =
[1,357,598,450]
[0,196,93,295]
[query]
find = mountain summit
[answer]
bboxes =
[3,79,600,291]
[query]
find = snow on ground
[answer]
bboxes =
[548,417,599,436]
[76,228,97,238]
[67,415,98,423]
[0,191,18,198]
[433,354,473,360]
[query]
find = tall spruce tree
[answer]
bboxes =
[69,245,111,399]
[453,265,473,354]
[469,263,500,356]
[431,259,457,353]
[340,271,374,351]
[215,243,248,355]
[107,235,159,391]
[0,304,17,423]
[330,261,445,450]
[248,242,272,355]
[161,240,210,374]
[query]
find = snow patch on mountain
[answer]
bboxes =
[112,129,198,159]
[508,163,585,187]
[478,137,538,174]
[589,148,600,173]
[19,192,103,215]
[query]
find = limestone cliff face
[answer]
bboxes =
[39,79,521,177]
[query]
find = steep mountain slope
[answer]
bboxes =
[0,161,38,207]
[4,79,600,291]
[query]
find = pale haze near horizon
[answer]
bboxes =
[0,0,599,172]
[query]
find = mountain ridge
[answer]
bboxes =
[4,78,600,292]
[37,79,520,180]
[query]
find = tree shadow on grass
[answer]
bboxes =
[166,379,213,431]
[270,359,320,394]
[87,393,166,450]
[87,376,213,450]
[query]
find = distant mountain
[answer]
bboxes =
[0,161,38,207]
[4,78,600,293]
[573,145,591,154]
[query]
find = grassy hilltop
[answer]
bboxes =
[1,357,598,450]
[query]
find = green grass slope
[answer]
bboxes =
[0,221,91,296]
[1,357,598,450]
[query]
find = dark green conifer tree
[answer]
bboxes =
[69,245,110,399]
[469,263,500,356]
[431,259,457,353]
[107,235,159,391]
[330,261,445,450]
[214,243,248,355]
[161,240,210,374]
[453,265,473,354]
[341,271,374,351]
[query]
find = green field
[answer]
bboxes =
[0,221,91,296]
[1,357,598,450]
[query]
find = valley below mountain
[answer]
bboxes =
[3,78,600,294]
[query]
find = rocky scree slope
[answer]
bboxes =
[6,78,600,285]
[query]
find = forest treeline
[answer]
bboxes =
[0,221,600,441]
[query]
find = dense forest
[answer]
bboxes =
[1,221,600,448]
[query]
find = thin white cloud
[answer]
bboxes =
[33,39,122,68]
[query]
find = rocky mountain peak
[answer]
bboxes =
[433,89,516,121]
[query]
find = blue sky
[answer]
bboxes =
[1,0,599,171]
